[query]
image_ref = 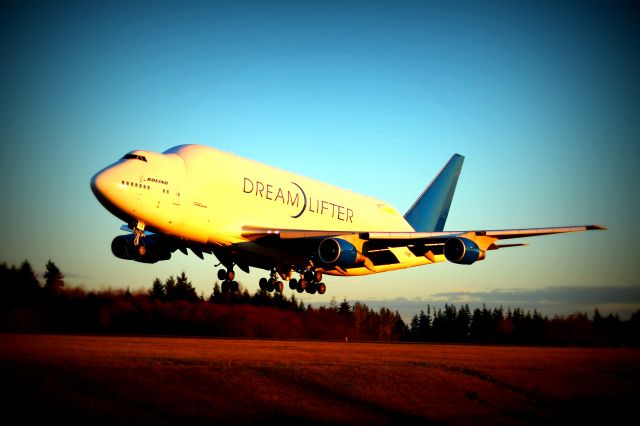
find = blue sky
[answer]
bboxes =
[1,1,638,319]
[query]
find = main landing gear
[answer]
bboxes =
[217,268,239,292]
[290,269,326,295]
[259,268,326,295]
[258,269,284,293]
[218,260,329,296]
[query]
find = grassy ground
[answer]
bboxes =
[0,334,638,425]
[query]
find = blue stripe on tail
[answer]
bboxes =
[404,154,464,232]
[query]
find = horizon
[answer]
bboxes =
[5,258,638,321]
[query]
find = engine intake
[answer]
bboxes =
[444,237,484,265]
[318,238,363,266]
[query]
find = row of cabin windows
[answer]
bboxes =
[122,181,150,190]
[121,180,174,195]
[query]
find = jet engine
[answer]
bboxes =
[444,237,485,265]
[111,234,171,264]
[317,238,364,267]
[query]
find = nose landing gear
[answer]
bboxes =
[126,222,148,260]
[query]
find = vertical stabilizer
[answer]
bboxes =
[404,154,464,232]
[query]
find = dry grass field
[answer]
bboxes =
[1,334,638,425]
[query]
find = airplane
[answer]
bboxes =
[90,144,605,295]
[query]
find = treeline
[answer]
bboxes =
[0,260,406,340]
[1,260,638,346]
[407,304,640,347]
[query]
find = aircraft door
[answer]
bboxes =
[168,184,184,226]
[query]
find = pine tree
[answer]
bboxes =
[456,304,471,339]
[338,298,351,316]
[149,277,165,301]
[418,309,430,340]
[175,271,198,302]
[210,282,221,303]
[43,260,64,293]
[290,293,298,310]
[410,314,420,338]
[164,276,176,301]
[17,260,40,300]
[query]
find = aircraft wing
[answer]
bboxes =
[364,224,607,242]
[241,224,606,271]
[242,224,605,243]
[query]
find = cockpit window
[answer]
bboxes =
[122,153,147,162]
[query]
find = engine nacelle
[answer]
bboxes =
[444,237,484,265]
[318,238,363,266]
[111,235,133,260]
[111,234,171,264]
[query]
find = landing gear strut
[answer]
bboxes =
[126,222,147,259]
[218,268,239,292]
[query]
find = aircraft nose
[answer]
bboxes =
[90,170,106,199]
[90,167,118,208]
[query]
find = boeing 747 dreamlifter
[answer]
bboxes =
[91,145,605,295]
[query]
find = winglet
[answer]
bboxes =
[404,154,465,232]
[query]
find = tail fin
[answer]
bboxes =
[404,154,464,232]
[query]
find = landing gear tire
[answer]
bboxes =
[259,277,268,290]
[289,278,297,290]
[299,268,326,295]
[306,282,317,294]
[219,267,238,293]
[260,269,285,293]
[222,280,238,292]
